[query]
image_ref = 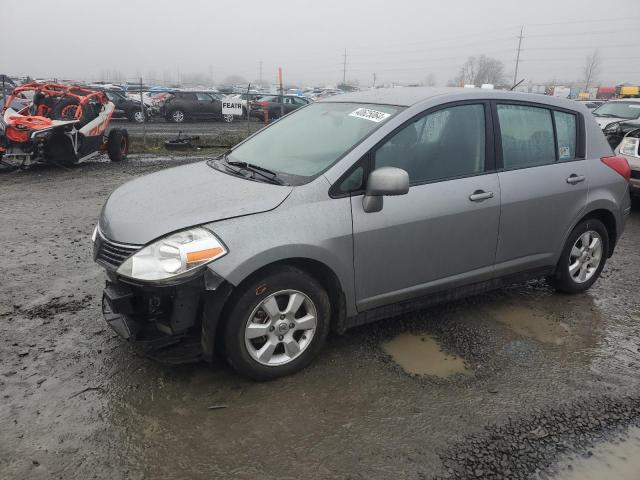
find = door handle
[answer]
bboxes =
[469,190,494,202]
[566,174,586,184]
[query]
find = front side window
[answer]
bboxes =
[196,93,212,102]
[497,104,555,169]
[554,111,577,161]
[374,104,486,184]
[227,102,401,184]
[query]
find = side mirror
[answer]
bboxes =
[362,167,409,213]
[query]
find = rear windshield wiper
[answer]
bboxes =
[225,159,285,185]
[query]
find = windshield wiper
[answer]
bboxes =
[225,159,285,185]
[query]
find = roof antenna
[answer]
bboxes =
[510,79,525,91]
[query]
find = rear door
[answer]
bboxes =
[351,101,501,311]
[493,102,588,276]
[195,92,216,118]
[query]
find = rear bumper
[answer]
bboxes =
[101,270,233,364]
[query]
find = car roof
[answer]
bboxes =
[320,86,584,110]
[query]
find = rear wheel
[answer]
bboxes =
[223,267,331,381]
[223,114,234,123]
[549,218,608,294]
[107,129,129,162]
[169,109,186,123]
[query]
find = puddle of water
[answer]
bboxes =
[489,304,570,345]
[382,333,470,377]
[552,427,640,480]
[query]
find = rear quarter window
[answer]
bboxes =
[554,111,577,161]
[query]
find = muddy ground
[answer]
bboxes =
[1,155,639,479]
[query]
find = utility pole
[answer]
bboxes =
[372,72,377,88]
[342,49,347,86]
[259,59,263,86]
[513,25,524,87]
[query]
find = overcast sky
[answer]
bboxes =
[1,0,639,87]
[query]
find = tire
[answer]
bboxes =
[169,109,186,123]
[50,96,80,121]
[107,129,129,162]
[128,110,146,123]
[548,218,609,294]
[223,114,234,123]
[223,266,331,381]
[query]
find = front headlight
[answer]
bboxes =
[604,122,621,134]
[619,137,640,158]
[117,227,227,282]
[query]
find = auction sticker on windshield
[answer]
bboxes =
[349,107,391,123]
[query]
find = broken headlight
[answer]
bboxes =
[117,227,227,282]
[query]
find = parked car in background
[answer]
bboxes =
[615,127,640,196]
[575,99,605,111]
[249,94,310,119]
[102,90,148,123]
[162,91,234,123]
[94,88,630,380]
[230,92,262,118]
[592,99,640,146]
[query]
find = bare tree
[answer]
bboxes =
[583,50,601,91]
[453,55,506,86]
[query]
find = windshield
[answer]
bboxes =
[227,102,401,184]
[592,101,640,120]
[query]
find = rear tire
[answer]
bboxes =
[169,109,186,123]
[223,266,331,381]
[128,110,146,123]
[223,114,234,123]
[107,129,129,162]
[548,218,608,294]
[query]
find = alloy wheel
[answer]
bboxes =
[172,111,184,123]
[568,230,603,283]
[134,111,145,123]
[244,289,317,366]
[223,114,234,123]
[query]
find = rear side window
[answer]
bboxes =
[554,111,576,161]
[497,104,555,169]
[374,103,485,184]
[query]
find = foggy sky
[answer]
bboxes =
[1,0,639,87]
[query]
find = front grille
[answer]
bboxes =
[631,169,640,180]
[94,231,140,270]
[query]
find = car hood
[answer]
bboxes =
[594,116,627,128]
[99,161,293,245]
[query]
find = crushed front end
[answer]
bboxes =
[94,229,232,364]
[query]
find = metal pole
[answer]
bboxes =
[513,26,524,87]
[246,82,251,137]
[278,67,284,118]
[139,77,146,147]
[342,49,347,86]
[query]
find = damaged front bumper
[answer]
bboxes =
[101,269,233,364]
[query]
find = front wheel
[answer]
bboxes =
[223,267,331,381]
[223,114,234,123]
[548,218,608,294]
[129,110,146,123]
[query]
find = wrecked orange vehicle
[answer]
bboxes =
[0,82,128,169]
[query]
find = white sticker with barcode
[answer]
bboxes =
[349,107,391,123]
[559,146,571,158]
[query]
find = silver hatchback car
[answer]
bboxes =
[94,88,631,380]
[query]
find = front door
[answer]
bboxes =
[351,102,501,311]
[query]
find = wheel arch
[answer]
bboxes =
[207,256,348,360]
[580,208,617,257]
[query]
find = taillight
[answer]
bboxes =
[257,101,268,107]
[601,156,631,182]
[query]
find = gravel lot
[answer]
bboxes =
[1,155,639,479]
